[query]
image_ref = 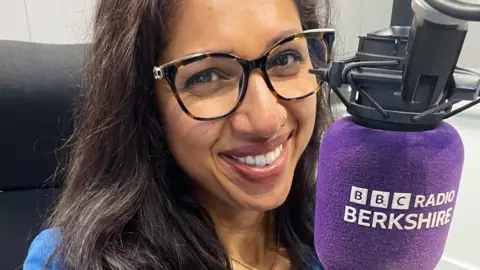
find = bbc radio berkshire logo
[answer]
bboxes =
[344,186,456,230]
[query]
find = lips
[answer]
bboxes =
[221,132,291,157]
[220,131,292,183]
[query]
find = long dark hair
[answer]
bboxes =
[46,0,333,269]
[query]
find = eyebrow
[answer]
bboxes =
[187,28,301,56]
[263,28,300,51]
[160,28,302,65]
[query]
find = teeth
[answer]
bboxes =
[232,145,283,167]
[255,155,267,166]
[246,156,255,165]
[274,147,280,158]
[265,151,275,164]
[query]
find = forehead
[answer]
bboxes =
[161,0,303,62]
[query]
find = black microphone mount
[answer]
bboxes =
[310,0,480,131]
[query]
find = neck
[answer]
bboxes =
[199,195,276,266]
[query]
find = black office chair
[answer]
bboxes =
[0,40,87,269]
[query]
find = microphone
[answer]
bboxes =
[311,0,480,269]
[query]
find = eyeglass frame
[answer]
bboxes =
[153,28,335,121]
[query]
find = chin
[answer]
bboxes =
[235,179,293,212]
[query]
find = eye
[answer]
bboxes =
[185,68,227,88]
[268,51,304,68]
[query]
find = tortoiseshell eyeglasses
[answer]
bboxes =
[153,28,335,121]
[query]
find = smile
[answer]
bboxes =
[231,144,283,167]
[220,132,292,183]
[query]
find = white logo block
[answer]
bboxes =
[370,190,390,209]
[392,192,412,210]
[350,186,368,205]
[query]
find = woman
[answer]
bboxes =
[24,0,334,269]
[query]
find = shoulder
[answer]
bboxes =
[312,260,324,270]
[24,228,63,270]
[308,210,324,270]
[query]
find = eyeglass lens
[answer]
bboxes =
[173,35,329,119]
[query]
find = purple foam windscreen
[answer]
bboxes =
[314,117,464,269]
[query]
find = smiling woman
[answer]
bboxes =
[23,0,333,269]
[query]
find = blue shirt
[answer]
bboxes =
[24,228,63,270]
[24,228,324,269]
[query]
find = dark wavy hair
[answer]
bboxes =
[46,0,333,269]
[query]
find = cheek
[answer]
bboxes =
[155,90,221,179]
[289,95,317,152]
[291,94,317,127]
[159,93,215,150]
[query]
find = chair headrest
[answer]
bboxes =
[0,41,88,191]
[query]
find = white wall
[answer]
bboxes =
[442,104,480,270]
[0,0,479,269]
[0,0,94,44]
[0,0,30,42]
[457,0,480,69]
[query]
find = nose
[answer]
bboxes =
[230,72,287,140]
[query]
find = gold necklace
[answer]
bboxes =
[229,237,281,270]
[229,254,280,270]
[229,215,282,270]
[229,256,259,270]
